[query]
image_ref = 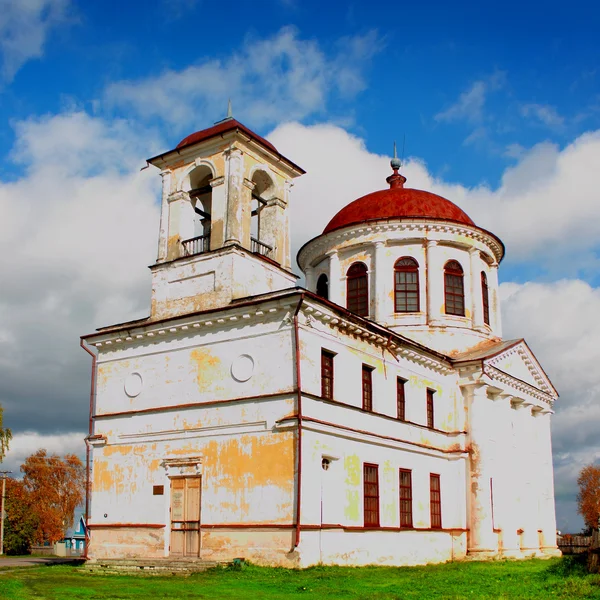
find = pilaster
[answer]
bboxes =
[209,176,226,249]
[464,383,499,556]
[426,240,442,325]
[224,147,245,247]
[373,241,386,323]
[470,248,485,331]
[327,250,342,306]
[157,170,172,262]
[489,263,502,337]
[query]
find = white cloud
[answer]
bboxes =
[434,72,506,125]
[0,111,161,433]
[1,431,86,475]
[269,122,600,270]
[520,103,564,128]
[104,27,382,131]
[435,81,488,124]
[0,0,71,81]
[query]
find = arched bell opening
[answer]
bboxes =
[182,165,214,257]
[250,170,276,260]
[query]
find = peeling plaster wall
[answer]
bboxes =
[89,315,299,561]
[95,323,294,415]
[150,248,296,321]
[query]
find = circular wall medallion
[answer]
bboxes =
[124,372,143,397]
[231,354,255,382]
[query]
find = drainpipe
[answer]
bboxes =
[293,294,305,548]
[79,338,97,560]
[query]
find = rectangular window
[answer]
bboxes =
[397,377,407,421]
[399,469,413,528]
[321,350,334,400]
[363,463,380,527]
[430,473,442,529]
[362,365,373,412]
[427,389,435,429]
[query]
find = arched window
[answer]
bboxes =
[481,271,490,326]
[346,262,368,316]
[444,260,465,316]
[316,274,329,300]
[394,257,420,313]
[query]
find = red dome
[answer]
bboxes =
[323,187,475,234]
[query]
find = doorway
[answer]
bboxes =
[170,476,201,557]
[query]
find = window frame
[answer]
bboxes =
[394,257,420,313]
[430,473,442,529]
[363,463,380,527]
[399,469,413,528]
[426,388,435,429]
[346,262,369,317]
[444,260,465,317]
[362,365,374,412]
[397,377,407,421]
[321,350,335,400]
[481,271,490,326]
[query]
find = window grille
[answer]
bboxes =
[347,262,369,317]
[321,350,334,400]
[394,257,420,312]
[444,260,465,316]
[430,473,442,529]
[399,469,413,528]
[363,464,380,527]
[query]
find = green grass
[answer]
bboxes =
[1,557,599,599]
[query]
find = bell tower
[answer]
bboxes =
[147,114,305,321]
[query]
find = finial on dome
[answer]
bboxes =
[386,140,406,189]
[391,140,402,170]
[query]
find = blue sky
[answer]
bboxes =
[0,0,599,532]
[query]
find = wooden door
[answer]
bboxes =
[170,476,201,557]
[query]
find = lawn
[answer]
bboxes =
[1,557,600,599]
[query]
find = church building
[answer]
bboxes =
[81,115,560,566]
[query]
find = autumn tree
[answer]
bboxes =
[2,479,38,555]
[21,449,85,544]
[0,402,11,461]
[577,464,600,530]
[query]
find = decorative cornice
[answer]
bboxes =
[486,343,554,396]
[298,220,503,270]
[302,303,454,375]
[88,300,297,350]
[483,364,555,406]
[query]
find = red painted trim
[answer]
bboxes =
[79,338,97,560]
[87,523,165,529]
[170,523,469,533]
[293,295,305,548]
[293,415,467,455]
[94,391,295,419]
[201,524,295,530]
[281,393,467,436]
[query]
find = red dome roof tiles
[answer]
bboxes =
[323,186,475,234]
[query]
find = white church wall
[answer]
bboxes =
[295,427,468,566]
[95,320,295,417]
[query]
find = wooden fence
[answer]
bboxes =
[557,535,592,555]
